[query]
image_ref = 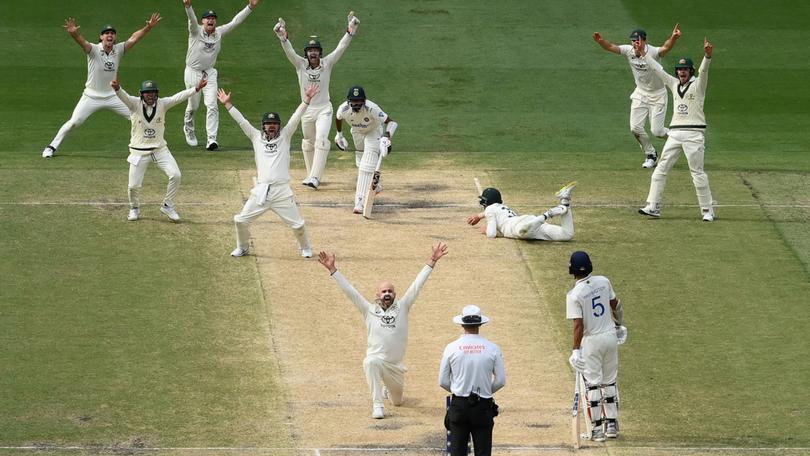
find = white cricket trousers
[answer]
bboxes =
[300,103,333,182]
[581,330,618,386]
[352,131,383,210]
[629,95,668,156]
[363,356,406,408]
[645,129,713,211]
[49,93,131,149]
[127,147,181,210]
[233,183,310,252]
[184,67,219,145]
[507,210,575,241]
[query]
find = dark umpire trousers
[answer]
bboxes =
[444,394,498,456]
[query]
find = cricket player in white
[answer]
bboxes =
[639,38,716,221]
[467,183,577,241]
[318,242,449,419]
[42,14,161,158]
[593,25,681,168]
[217,85,318,258]
[273,12,360,189]
[182,0,259,151]
[566,251,626,442]
[334,85,398,213]
[112,78,206,222]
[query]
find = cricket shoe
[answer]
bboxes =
[127,208,140,221]
[375,182,383,195]
[300,248,312,258]
[305,177,320,189]
[382,386,389,400]
[160,204,181,222]
[42,145,56,158]
[591,426,606,442]
[554,181,577,205]
[231,247,249,257]
[184,127,198,147]
[353,207,362,214]
[206,141,219,151]
[702,208,715,222]
[372,405,384,419]
[606,421,618,439]
[642,153,658,169]
[638,205,661,218]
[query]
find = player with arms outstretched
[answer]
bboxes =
[42,14,161,158]
[273,12,360,189]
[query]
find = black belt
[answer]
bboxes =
[669,125,706,129]
[452,393,493,402]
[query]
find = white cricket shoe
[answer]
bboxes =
[555,181,577,205]
[353,207,362,214]
[305,177,320,189]
[638,205,661,218]
[702,209,715,222]
[160,204,181,222]
[591,426,606,442]
[184,127,198,147]
[606,421,618,438]
[301,177,311,186]
[42,145,55,158]
[642,154,658,169]
[372,405,384,419]
[230,247,249,257]
[300,248,312,258]
[206,141,219,151]
[127,208,140,221]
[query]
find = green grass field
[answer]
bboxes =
[2,0,809,453]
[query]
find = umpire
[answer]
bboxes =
[439,305,506,456]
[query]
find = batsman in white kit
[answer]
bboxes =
[112,78,207,222]
[466,183,577,241]
[217,85,318,258]
[182,0,260,151]
[273,12,360,189]
[592,25,681,168]
[317,242,449,419]
[42,14,161,158]
[334,85,398,214]
[638,38,716,222]
[566,251,627,442]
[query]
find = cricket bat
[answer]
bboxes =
[362,153,384,219]
[572,371,582,449]
[474,177,483,195]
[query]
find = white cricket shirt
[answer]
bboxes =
[566,274,617,336]
[184,5,252,71]
[281,33,352,107]
[226,103,307,184]
[484,203,531,238]
[84,42,126,99]
[331,265,433,363]
[648,55,711,129]
[116,87,197,154]
[619,44,666,100]
[335,100,388,136]
[438,333,506,398]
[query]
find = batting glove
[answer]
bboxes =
[347,12,360,35]
[273,18,287,40]
[334,132,348,151]
[379,136,392,157]
[616,325,628,345]
[569,349,586,371]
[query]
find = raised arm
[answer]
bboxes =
[183,0,199,33]
[163,78,206,110]
[318,251,373,315]
[218,0,257,36]
[658,23,681,58]
[218,89,258,139]
[283,84,319,135]
[111,79,138,112]
[124,13,161,52]
[397,242,448,309]
[63,18,92,54]
[592,32,620,54]
[696,37,713,92]
[639,41,676,87]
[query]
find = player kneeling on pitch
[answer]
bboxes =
[334,85,397,214]
[567,251,627,441]
[318,242,448,419]
[466,182,576,241]
[112,77,206,222]
[217,85,318,258]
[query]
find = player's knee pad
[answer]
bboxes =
[602,382,619,419]
[233,213,248,224]
[315,138,330,151]
[168,171,182,181]
[301,139,315,153]
[291,221,306,231]
[586,384,604,423]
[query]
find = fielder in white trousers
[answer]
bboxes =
[233,183,309,254]
[127,148,181,211]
